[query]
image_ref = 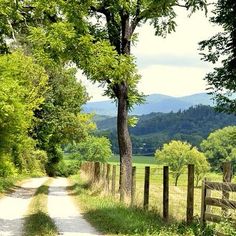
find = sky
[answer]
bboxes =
[78,7,222,102]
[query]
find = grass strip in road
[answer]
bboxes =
[68,175,214,236]
[23,178,58,236]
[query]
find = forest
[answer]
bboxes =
[95,105,236,155]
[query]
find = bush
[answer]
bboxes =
[55,160,81,177]
[0,154,18,177]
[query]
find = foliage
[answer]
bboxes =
[155,140,209,186]
[55,159,81,177]
[0,154,18,177]
[199,0,236,113]
[70,136,112,163]
[188,148,210,186]
[0,51,49,174]
[200,126,236,171]
[0,1,99,177]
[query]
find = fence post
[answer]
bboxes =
[103,163,107,185]
[200,178,207,225]
[206,178,211,213]
[111,165,116,196]
[143,166,150,210]
[106,164,111,192]
[131,166,136,207]
[187,164,194,224]
[94,162,101,183]
[222,162,232,213]
[120,164,125,202]
[89,162,94,180]
[163,166,169,222]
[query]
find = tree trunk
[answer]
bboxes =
[175,175,180,186]
[117,84,132,197]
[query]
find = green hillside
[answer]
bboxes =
[95,105,236,155]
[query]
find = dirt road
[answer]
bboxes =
[0,177,48,236]
[48,177,101,236]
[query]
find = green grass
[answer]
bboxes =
[69,175,214,236]
[109,155,157,166]
[23,179,58,236]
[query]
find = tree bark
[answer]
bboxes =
[117,83,132,196]
[105,8,135,197]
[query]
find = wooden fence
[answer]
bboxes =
[80,161,235,228]
[201,162,236,227]
[81,161,195,224]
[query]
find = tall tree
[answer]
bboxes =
[199,0,236,113]
[81,0,207,195]
[2,0,207,194]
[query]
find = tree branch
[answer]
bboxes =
[174,3,188,8]
[130,0,142,35]
[90,5,108,17]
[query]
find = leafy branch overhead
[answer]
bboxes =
[199,0,236,113]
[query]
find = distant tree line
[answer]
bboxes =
[95,105,236,155]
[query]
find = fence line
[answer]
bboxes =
[81,161,235,227]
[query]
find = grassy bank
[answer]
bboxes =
[23,178,57,236]
[69,175,214,236]
[0,175,28,197]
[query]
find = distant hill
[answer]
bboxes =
[95,105,236,155]
[83,93,213,116]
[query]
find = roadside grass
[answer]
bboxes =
[23,178,58,236]
[0,175,28,197]
[68,175,214,236]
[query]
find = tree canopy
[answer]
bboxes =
[0,51,48,174]
[155,140,209,186]
[199,0,236,113]
[200,126,236,171]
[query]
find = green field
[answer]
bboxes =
[109,155,157,166]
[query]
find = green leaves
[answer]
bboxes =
[155,140,209,186]
[0,51,48,173]
[199,0,236,113]
[72,136,112,162]
[200,126,236,170]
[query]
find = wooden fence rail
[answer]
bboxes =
[201,162,235,236]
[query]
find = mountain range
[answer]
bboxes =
[83,93,214,116]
